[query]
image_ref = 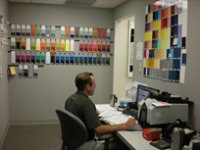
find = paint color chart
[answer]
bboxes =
[10,24,112,66]
[143,0,187,83]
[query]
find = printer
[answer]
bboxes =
[138,98,189,127]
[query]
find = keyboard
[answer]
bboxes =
[122,109,138,119]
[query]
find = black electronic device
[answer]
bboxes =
[136,84,160,105]
[122,85,159,118]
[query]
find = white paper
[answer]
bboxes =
[136,42,143,60]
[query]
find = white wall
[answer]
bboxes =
[0,0,9,144]
[113,17,133,100]
[8,3,114,123]
[114,0,200,130]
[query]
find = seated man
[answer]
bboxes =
[65,72,136,150]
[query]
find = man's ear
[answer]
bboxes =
[85,84,91,90]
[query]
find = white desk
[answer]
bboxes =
[96,104,157,150]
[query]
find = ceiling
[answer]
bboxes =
[8,0,128,9]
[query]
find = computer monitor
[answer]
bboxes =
[136,84,160,103]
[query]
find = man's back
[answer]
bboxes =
[65,90,101,141]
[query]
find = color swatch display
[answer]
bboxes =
[10,24,112,66]
[143,0,187,83]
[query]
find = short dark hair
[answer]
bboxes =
[75,72,94,91]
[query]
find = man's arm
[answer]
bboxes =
[95,118,136,135]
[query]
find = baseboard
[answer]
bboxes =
[10,121,59,125]
[0,122,10,150]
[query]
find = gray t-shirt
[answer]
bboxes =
[65,90,102,140]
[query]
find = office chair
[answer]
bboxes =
[56,109,112,150]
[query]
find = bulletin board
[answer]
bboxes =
[143,0,187,83]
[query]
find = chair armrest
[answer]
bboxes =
[96,133,113,141]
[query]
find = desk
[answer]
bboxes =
[96,104,157,150]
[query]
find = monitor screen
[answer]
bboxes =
[136,85,160,103]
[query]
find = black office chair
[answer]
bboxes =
[56,109,112,150]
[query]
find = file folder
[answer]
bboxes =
[41,25,46,37]
[16,51,20,63]
[84,40,88,51]
[35,52,41,63]
[65,26,70,38]
[84,27,88,38]
[45,52,51,64]
[65,39,70,51]
[61,26,65,38]
[51,39,55,51]
[93,28,97,38]
[26,38,31,50]
[60,52,65,64]
[36,38,41,51]
[70,53,74,64]
[70,39,74,51]
[21,24,26,36]
[65,53,70,64]
[55,52,60,64]
[60,39,65,51]
[79,40,83,51]
[92,41,97,52]
[46,25,51,38]
[11,37,16,49]
[31,38,36,50]
[16,24,21,36]
[56,39,60,51]
[92,53,97,65]
[51,26,55,38]
[16,37,21,50]
[11,51,16,64]
[75,27,79,38]
[31,52,35,63]
[79,27,84,38]
[51,52,55,63]
[26,24,31,36]
[89,27,93,38]
[41,52,46,63]
[11,24,15,35]
[36,25,41,37]
[46,39,50,51]
[41,38,46,51]
[26,52,31,63]
[70,26,75,38]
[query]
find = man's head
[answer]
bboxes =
[75,72,96,96]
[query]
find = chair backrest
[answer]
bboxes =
[56,109,88,147]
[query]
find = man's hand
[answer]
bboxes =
[124,118,136,129]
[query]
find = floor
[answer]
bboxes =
[1,124,62,150]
